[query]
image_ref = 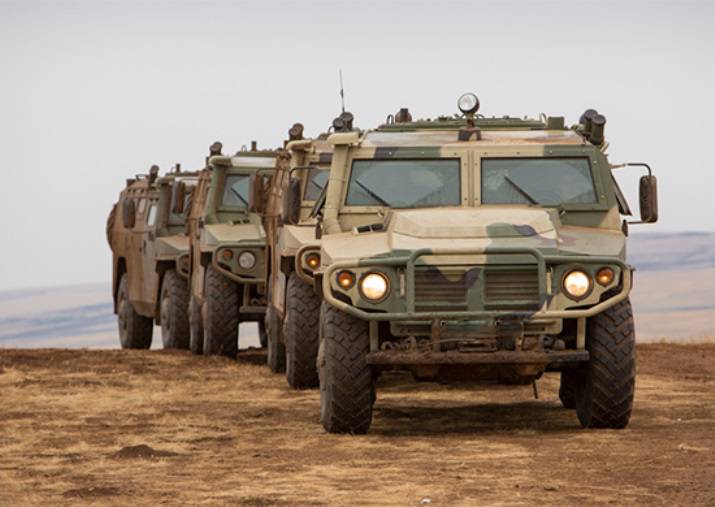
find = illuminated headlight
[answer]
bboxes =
[563,270,592,300]
[238,251,256,270]
[359,272,389,302]
[304,252,320,270]
[457,92,480,114]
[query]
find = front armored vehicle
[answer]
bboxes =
[107,165,198,349]
[187,143,277,357]
[315,95,658,434]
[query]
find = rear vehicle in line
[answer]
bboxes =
[107,165,198,349]
[312,94,658,433]
[187,142,277,357]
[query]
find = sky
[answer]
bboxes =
[0,0,714,291]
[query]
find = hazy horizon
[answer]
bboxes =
[1,0,714,291]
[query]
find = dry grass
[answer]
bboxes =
[1,345,714,506]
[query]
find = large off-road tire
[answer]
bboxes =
[189,296,203,355]
[559,370,578,409]
[159,270,190,349]
[202,265,239,358]
[265,282,286,373]
[259,321,268,348]
[575,298,636,429]
[319,302,375,434]
[116,274,153,349]
[284,273,321,389]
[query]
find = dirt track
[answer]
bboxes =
[1,344,713,506]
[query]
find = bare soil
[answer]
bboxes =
[1,344,713,505]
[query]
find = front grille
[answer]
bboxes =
[414,266,470,311]
[483,267,540,311]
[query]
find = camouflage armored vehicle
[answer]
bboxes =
[262,122,334,384]
[187,142,277,357]
[107,165,198,349]
[312,94,658,433]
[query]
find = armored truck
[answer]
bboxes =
[313,94,658,433]
[262,123,333,384]
[107,165,198,349]
[187,142,277,357]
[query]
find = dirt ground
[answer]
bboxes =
[1,344,713,506]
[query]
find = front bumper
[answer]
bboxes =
[211,241,266,285]
[322,246,631,321]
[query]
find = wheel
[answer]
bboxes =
[575,298,636,429]
[319,302,375,434]
[116,274,153,349]
[559,370,578,409]
[189,296,203,355]
[159,270,190,349]
[284,273,321,389]
[258,321,268,348]
[202,265,239,358]
[265,281,286,373]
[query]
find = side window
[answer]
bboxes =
[147,204,158,226]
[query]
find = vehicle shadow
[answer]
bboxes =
[372,401,579,436]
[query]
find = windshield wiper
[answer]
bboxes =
[354,179,390,207]
[504,176,539,205]
[231,188,249,207]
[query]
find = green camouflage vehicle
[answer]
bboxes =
[107,165,198,349]
[313,94,658,433]
[262,123,333,384]
[187,142,277,357]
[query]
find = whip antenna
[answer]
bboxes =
[339,69,346,114]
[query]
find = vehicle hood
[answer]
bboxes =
[321,207,625,264]
[201,222,265,249]
[155,234,189,257]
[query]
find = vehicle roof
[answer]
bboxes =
[361,129,585,147]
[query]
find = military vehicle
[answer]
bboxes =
[262,123,334,384]
[187,142,277,357]
[107,165,198,349]
[310,94,658,433]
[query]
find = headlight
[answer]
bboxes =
[563,270,592,299]
[359,272,389,302]
[304,252,320,270]
[238,251,256,270]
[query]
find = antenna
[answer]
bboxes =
[339,69,345,114]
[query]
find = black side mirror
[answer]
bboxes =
[249,173,267,213]
[281,177,301,225]
[122,199,136,229]
[172,181,186,214]
[639,175,658,223]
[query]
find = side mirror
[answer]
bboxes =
[639,175,658,223]
[172,181,186,214]
[249,173,267,213]
[122,199,136,229]
[281,177,301,225]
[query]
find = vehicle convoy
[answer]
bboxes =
[107,165,198,349]
[262,122,335,384]
[312,94,658,433]
[187,142,278,357]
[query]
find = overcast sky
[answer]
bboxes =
[1,0,713,291]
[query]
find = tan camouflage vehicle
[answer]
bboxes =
[107,165,198,349]
[187,142,277,358]
[262,122,334,384]
[313,94,658,434]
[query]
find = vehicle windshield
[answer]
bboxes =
[304,168,329,201]
[481,158,597,206]
[345,159,460,208]
[221,174,250,208]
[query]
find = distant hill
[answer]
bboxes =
[0,232,712,348]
